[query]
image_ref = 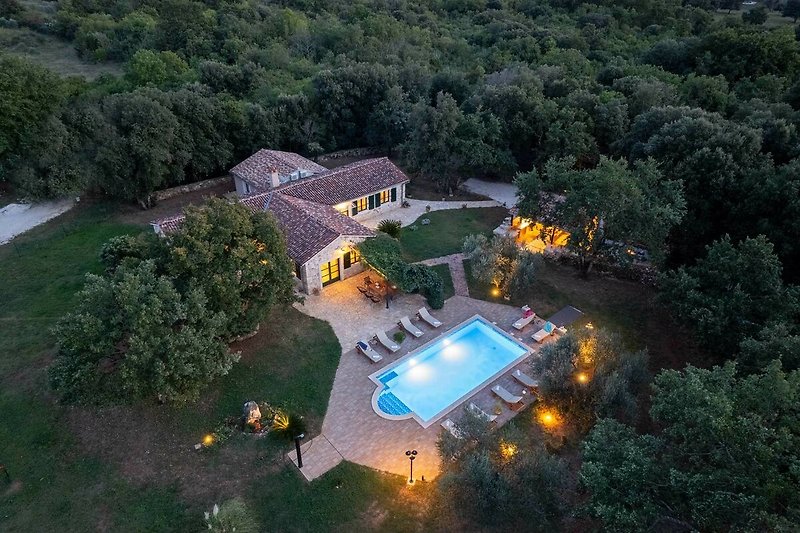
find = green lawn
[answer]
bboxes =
[0,202,425,531]
[398,207,508,262]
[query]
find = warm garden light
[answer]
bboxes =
[500,442,517,460]
[491,287,501,297]
[538,408,559,428]
[202,434,214,446]
[576,372,589,383]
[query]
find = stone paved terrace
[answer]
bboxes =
[295,284,561,482]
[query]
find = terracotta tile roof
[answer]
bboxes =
[279,157,409,205]
[230,149,327,189]
[267,193,374,264]
[152,191,374,265]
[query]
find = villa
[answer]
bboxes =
[153,149,410,293]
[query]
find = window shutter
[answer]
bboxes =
[391,187,397,202]
[374,193,381,208]
[351,201,358,216]
[368,195,375,210]
[343,252,351,269]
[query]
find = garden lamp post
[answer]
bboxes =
[405,449,417,483]
[295,433,305,468]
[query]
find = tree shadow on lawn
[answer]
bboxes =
[63,306,342,506]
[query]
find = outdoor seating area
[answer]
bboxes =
[356,274,394,304]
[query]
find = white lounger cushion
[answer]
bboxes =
[418,307,442,327]
[400,316,424,337]
[376,331,400,352]
[512,369,538,388]
[441,418,463,439]
[512,311,536,330]
[492,384,523,404]
[468,402,498,422]
[356,341,383,363]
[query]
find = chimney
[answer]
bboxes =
[270,167,280,188]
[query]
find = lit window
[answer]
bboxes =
[357,197,368,211]
[351,248,361,263]
[380,190,390,203]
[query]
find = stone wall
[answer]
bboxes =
[317,147,384,162]
[300,235,369,293]
[350,184,406,223]
[154,176,232,201]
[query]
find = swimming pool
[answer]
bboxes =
[369,315,530,428]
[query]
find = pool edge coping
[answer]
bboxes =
[368,314,532,429]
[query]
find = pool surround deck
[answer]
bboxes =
[292,273,561,481]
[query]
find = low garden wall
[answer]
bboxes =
[154,176,232,201]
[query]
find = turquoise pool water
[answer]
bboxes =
[370,316,530,427]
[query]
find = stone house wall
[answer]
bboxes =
[300,235,369,293]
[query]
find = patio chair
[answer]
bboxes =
[492,384,523,405]
[417,307,442,328]
[357,285,368,294]
[512,305,537,330]
[356,341,383,363]
[468,402,498,423]
[375,330,400,352]
[512,369,538,389]
[441,418,463,439]
[399,316,424,338]
[532,321,556,343]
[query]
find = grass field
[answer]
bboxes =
[0,202,424,531]
[398,207,508,262]
[0,27,122,79]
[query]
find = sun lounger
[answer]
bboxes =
[512,305,536,330]
[418,307,442,328]
[492,384,523,405]
[468,402,498,422]
[356,341,383,363]
[399,316,424,338]
[375,330,400,352]
[532,321,556,343]
[512,369,538,389]
[441,418,463,439]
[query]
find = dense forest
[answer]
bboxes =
[2,0,799,279]
[2,1,800,529]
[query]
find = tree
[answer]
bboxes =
[784,0,800,22]
[125,49,192,87]
[545,156,686,276]
[581,362,800,531]
[531,330,649,431]
[660,235,800,359]
[94,91,181,207]
[402,92,464,191]
[742,5,768,24]
[437,409,568,529]
[49,261,236,404]
[365,85,411,155]
[166,199,296,339]
[462,234,542,298]
[0,56,65,181]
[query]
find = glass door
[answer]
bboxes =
[320,259,340,286]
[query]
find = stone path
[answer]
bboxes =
[358,198,500,229]
[288,434,344,481]
[418,253,469,297]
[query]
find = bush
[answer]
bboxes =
[393,331,406,343]
[357,234,445,309]
[203,498,259,533]
[377,219,402,237]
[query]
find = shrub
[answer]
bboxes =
[203,498,259,533]
[377,219,402,237]
[393,331,406,343]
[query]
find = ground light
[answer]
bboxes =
[537,408,560,429]
[576,372,589,384]
[202,434,214,447]
[499,442,517,460]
